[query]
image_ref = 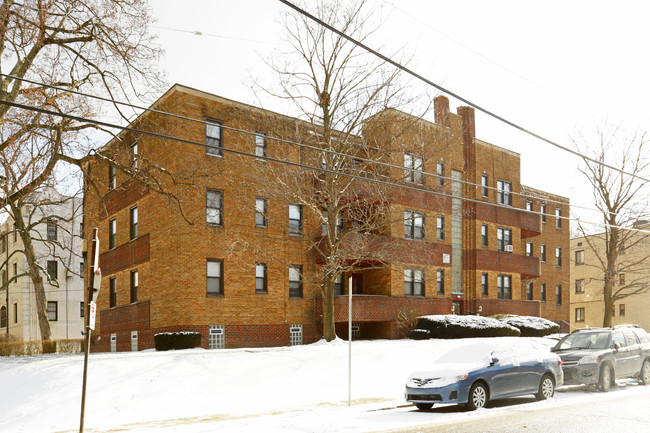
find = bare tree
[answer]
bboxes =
[573,126,650,327]
[0,0,165,343]
[251,0,442,341]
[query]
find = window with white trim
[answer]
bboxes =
[497,180,512,205]
[207,259,224,295]
[404,153,424,184]
[404,210,424,240]
[404,269,424,297]
[289,204,302,236]
[206,119,223,156]
[255,262,267,293]
[289,265,303,298]
[206,189,223,226]
[497,275,512,299]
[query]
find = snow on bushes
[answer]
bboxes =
[409,315,520,339]
[492,314,560,337]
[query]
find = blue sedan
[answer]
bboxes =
[405,340,563,410]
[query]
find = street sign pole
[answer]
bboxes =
[348,275,352,407]
[80,228,100,433]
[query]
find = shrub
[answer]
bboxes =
[154,332,202,351]
[396,309,421,338]
[492,315,560,337]
[412,315,521,339]
[0,337,84,356]
[408,329,431,340]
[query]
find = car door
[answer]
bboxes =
[514,342,545,393]
[623,330,643,376]
[487,347,522,398]
[611,331,630,376]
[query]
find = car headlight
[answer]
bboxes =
[456,374,468,381]
[578,355,599,364]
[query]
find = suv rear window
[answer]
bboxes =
[554,331,610,350]
[633,329,650,344]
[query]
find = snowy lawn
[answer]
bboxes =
[1,337,649,433]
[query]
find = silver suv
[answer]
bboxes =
[551,325,650,392]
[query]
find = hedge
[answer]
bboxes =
[409,315,521,339]
[154,332,202,351]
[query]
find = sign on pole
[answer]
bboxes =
[88,301,97,331]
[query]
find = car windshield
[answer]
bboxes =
[554,331,610,351]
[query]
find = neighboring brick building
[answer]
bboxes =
[83,85,570,351]
[570,222,650,330]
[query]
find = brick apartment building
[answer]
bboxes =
[83,84,570,352]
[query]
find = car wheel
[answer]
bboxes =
[535,374,555,400]
[640,360,650,385]
[466,382,488,410]
[414,403,433,411]
[597,364,612,392]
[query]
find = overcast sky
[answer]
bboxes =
[150,0,650,229]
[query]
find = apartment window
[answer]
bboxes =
[575,308,585,322]
[47,221,57,241]
[525,200,533,212]
[108,164,116,190]
[13,303,17,323]
[334,274,344,295]
[556,284,562,305]
[322,214,345,237]
[404,153,424,185]
[526,282,533,300]
[404,269,424,297]
[80,262,84,276]
[497,227,512,252]
[255,262,267,294]
[255,197,267,227]
[209,325,225,349]
[556,247,562,267]
[289,204,303,236]
[206,189,223,226]
[541,244,547,263]
[289,265,303,298]
[47,301,58,321]
[404,210,424,240]
[575,250,584,265]
[497,275,512,299]
[526,242,533,257]
[47,260,58,281]
[129,206,138,240]
[575,279,585,294]
[207,259,224,296]
[497,180,512,205]
[541,283,546,302]
[130,270,138,303]
[206,119,223,156]
[436,216,445,241]
[481,224,488,247]
[109,277,116,307]
[80,302,84,318]
[436,162,444,186]
[540,204,547,223]
[130,140,138,168]
[109,218,116,249]
[619,274,626,285]
[481,174,489,197]
[0,306,5,328]
[555,208,562,229]
[481,273,488,296]
[255,131,267,158]
[620,304,626,316]
[436,269,444,294]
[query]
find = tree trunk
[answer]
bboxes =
[322,279,336,342]
[602,279,613,328]
[10,203,53,344]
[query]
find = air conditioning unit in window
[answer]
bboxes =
[505,245,514,253]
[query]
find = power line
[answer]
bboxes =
[0,73,599,215]
[276,0,650,185]
[151,25,279,46]
[2,97,649,235]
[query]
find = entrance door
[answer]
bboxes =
[352,274,363,294]
[452,300,464,315]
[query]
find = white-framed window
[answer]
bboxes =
[497,227,512,252]
[556,284,562,305]
[526,282,533,300]
[497,275,512,299]
[555,208,562,229]
[130,270,138,303]
[556,246,562,267]
[497,180,512,205]
[575,307,585,322]
[481,273,488,296]
[206,119,223,156]
[131,331,138,352]
[481,174,489,197]
[575,279,585,294]
[109,218,116,249]
[47,260,58,281]
[404,153,424,184]
[207,259,224,296]
[541,283,546,302]
[130,140,138,168]
[110,334,117,352]
[108,164,116,190]
[525,200,533,211]
[404,269,424,297]
[404,210,424,240]
[541,244,547,262]
[255,131,267,158]
[209,325,225,349]
[47,220,57,241]
[289,265,303,298]
[526,242,533,256]
[436,162,444,186]
[333,274,344,295]
[436,216,445,241]
[575,250,585,265]
[255,262,267,293]
[47,301,58,321]
[540,204,547,223]
[130,206,138,240]
[206,189,223,226]
[436,269,444,294]
[481,224,488,247]
[289,324,303,346]
[255,197,267,227]
[289,204,302,236]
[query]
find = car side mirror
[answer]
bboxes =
[613,342,621,351]
[490,356,499,366]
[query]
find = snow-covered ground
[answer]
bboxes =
[1,337,649,433]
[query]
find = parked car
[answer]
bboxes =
[405,340,563,411]
[551,325,650,392]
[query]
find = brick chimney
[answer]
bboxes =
[457,106,475,145]
[434,95,450,128]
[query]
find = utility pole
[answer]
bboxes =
[79,228,101,433]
